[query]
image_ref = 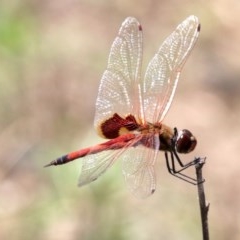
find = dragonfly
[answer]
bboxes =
[45,15,201,198]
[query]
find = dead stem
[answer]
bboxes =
[195,157,210,240]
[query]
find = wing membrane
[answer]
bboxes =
[122,134,160,198]
[143,15,200,123]
[78,134,142,187]
[94,17,144,134]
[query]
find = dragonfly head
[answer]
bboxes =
[175,129,197,154]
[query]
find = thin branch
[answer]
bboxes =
[195,157,210,240]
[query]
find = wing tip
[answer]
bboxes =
[188,15,201,32]
[185,15,200,27]
[133,188,156,199]
[78,177,98,188]
[188,15,199,21]
[122,17,142,31]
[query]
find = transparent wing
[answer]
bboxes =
[78,149,123,187]
[122,134,160,198]
[143,15,200,123]
[94,17,144,133]
[78,135,142,187]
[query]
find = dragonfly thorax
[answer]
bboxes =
[138,122,163,135]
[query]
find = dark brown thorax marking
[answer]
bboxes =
[157,124,175,152]
[98,113,139,139]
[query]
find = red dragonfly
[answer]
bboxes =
[45,15,201,198]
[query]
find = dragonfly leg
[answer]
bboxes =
[165,151,205,185]
[164,127,205,184]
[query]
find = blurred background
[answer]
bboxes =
[0,0,240,239]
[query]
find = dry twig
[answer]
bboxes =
[195,157,210,240]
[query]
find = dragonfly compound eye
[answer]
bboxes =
[176,129,197,153]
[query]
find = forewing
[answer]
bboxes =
[94,17,144,134]
[122,134,160,198]
[143,15,200,123]
[78,135,142,187]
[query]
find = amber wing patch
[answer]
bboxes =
[97,113,139,139]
